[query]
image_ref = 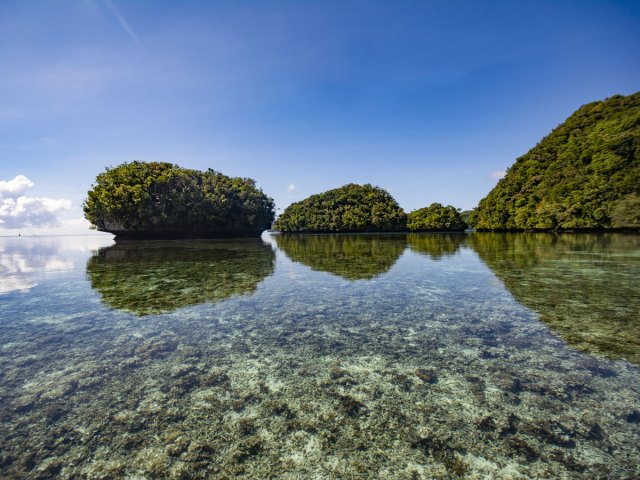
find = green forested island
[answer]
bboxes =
[471,92,640,231]
[407,203,467,232]
[83,162,275,239]
[273,183,407,233]
[84,93,639,237]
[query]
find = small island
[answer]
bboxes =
[273,183,407,233]
[407,203,467,232]
[83,161,275,239]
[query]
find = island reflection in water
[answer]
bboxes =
[87,239,276,315]
[274,233,407,280]
[468,232,640,364]
[406,233,466,260]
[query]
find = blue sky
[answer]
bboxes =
[1,0,638,234]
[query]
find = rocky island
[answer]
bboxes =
[83,161,275,239]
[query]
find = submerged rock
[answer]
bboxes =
[415,368,438,384]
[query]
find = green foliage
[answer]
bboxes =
[611,193,640,228]
[274,184,406,233]
[407,203,467,231]
[83,161,275,238]
[473,92,640,230]
[274,234,406,280]
[87,240,275,315]
[460,210,473,225]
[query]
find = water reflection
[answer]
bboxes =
[468,233,640,364]
[274,234,406,280]
[0,236,112,294]
[1,233,639,478]
[407,233,466,260]
[86,239,275,315]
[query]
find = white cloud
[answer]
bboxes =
[488,170,506,180]
[286,183,297,193]
[0,175,72,229]
[0,175,34,198]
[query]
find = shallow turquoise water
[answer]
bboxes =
[0,233,639,479]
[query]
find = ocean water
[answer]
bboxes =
[0,232,638,479]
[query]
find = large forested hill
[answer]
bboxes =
[472,92,640,230]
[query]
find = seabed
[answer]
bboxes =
[0,233,638,479]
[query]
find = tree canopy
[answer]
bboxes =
[274,183,406,233]
[83,161,275,238]
[471,92,640,230]
[407,203,467,231]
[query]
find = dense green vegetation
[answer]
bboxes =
[274,234,406,280]
[471,92,640,230]
[468,232,640,364]
[87,240,275,315]
[274,184,406,233]
[83,161,275,238]
[407,203,467,231]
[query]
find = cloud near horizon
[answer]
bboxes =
[0,175,72,229]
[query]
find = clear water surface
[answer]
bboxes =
[0,233,638,479]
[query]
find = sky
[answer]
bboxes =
[0,0,639,235]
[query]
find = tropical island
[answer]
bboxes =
[407,203,467,232]
[273,184,468,233]
[273,183,407,233]
[471,92,640,231]
[83,92,639,237]
[83,161,275,239]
